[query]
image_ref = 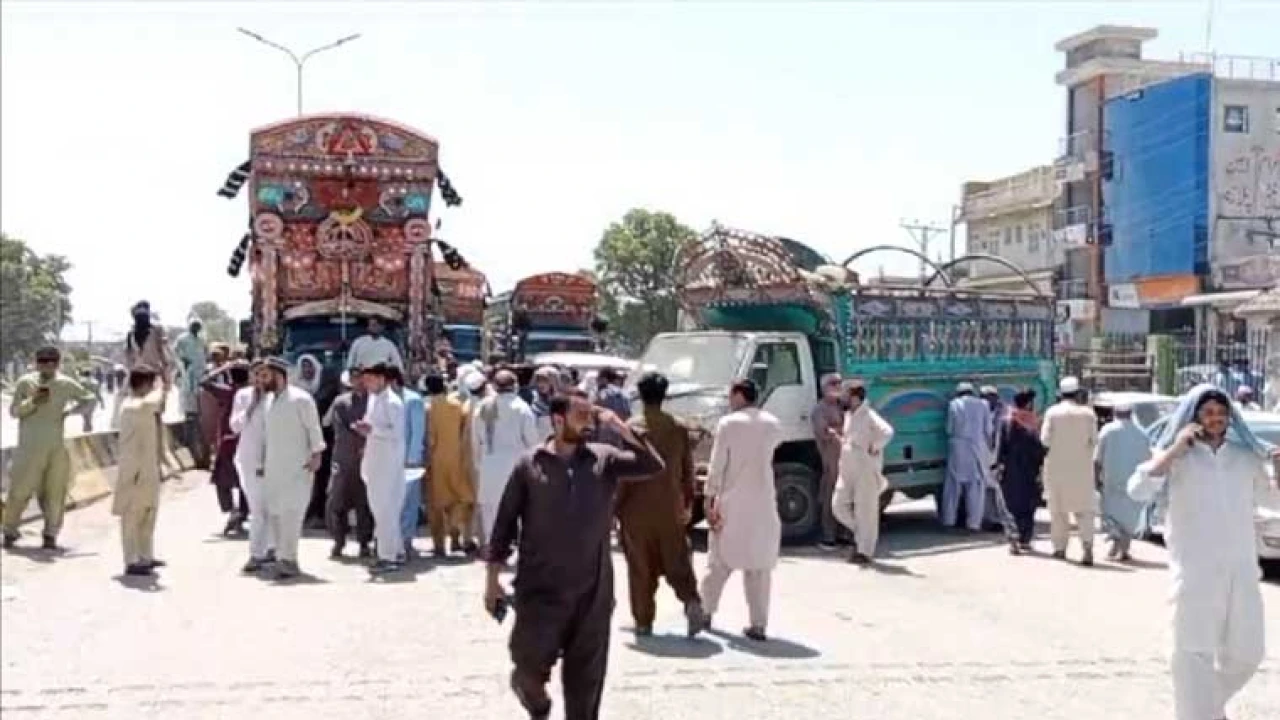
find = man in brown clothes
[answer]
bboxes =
[617,371,705,638]
[811,372,844,551]
[484,389,663,720]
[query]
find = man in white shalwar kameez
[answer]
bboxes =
[832,381,894,564]
[231,359,276,571]
[470,370,539,546]
[355,363,406,573]
[259,357,326,579]
[1129,384,1277,720]
[941,382,992,531]
[1040,376,1099,566]
[700,379,782,642]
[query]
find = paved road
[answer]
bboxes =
[2,474,1278,719]
[0,392,183,449]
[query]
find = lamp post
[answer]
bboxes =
[236,28,362,115]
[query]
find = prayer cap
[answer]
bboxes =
[1058,376,1081,394]
[264,356,291,374]
[465,372,486,391]
[979,385,998,396]
[955,382,975,394]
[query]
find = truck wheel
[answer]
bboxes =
[774,462,819,544]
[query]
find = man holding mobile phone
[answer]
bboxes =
[3,346,100,550]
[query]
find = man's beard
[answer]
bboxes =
[559,426,587,444]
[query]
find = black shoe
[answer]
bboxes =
[2,532,17,549]
[463,540,479,555]
[273,560,301,579]
[125,563,155,577]
[449,536,461,554]
[684,600,706,638]
[330,542,345,559]
[1081,549,1094,567]
[144,559,166,569]
[509,670,552,719]
[1052,550,1067,560]
[242,557,268,574]
[221,516,241,537]
[369,560,399,575]
[41,535,58,551]
[849,552,872,565]
[743,626,768,642]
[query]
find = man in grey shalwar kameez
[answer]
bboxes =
[1093,403,1150,562]
[941,382,992,531]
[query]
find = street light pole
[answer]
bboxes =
[236,28,362,115]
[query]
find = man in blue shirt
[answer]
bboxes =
[389,367,427,562]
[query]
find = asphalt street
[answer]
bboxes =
[1,472,1278,719]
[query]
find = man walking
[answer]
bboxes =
[424,373,474,556]
[3,347,99,550]
[831,381,894,565]
[1040,376,1099,566]
[941,382,992,531]
[356,363,406,573]
[617,372,705,638]
[321,368,374,559]
[471,369,539,547]
[231,360,275,570]
[1094,402,1150,562]
[1129,384,1276,720]
[259,357,326,579]
[484,390,662,720]
[995,389,1046,552]
[811,373,845,551]
[700,379,782,642]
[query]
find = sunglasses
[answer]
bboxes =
[35,357,59,365]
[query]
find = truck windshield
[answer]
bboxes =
[525,333,595,355]
[444,324,482,361]
[635,334,748,389]
[283,317,402,368]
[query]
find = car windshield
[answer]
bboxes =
[631,334,749,391]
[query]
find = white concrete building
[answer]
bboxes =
[957,165,1059,297]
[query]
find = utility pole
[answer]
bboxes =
[900,219,949,282]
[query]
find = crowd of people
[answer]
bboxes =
[4,300,1279,720]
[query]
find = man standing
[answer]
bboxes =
[700,379,782,642]
[112,364,167,577]
[231,360,275,570]
[1094,403,1150,562]
[941,382,992,531]
[811,373,845,551]
[995,389,1046,553]
[471,370,539,547]
[123,301,176,386]
[2,347,99,550]
[321,369,374,559]
[424,373,474,556]
[617,372,705,638]
[831,381,894,565]
[76,368,104,433]
[201,362,252,536]
[346,317,403,371]
[1129,384,1276,720]
[356,363,406,573]
[1040,376,1099,566]
[175,320,208,454]
[391,367,426,560]
[529,366,558,440]
[259,357,326,579]
[484,390,663,720]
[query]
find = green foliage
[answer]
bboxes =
[592,209,696,351]
[0,233,73,368]
[187,301,236,346]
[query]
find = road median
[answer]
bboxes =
[0,420,193,525]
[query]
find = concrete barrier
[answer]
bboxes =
[0,421,191,524]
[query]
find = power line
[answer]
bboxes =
[899,219,949,281]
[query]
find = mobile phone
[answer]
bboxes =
[490,594,509,624]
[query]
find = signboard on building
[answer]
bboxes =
[1052,224,1089,248]
[1136,274,1200,307]
[1108,283,1141,309]
[1057,299,1096,322]
[1215,253,1280,290]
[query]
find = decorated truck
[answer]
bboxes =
[482,272,602,363]
[434,262,488,365]
[628,223,1057,542]
[223,113,463,377]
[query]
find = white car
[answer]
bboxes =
[1143,410,1280,575]
[1092,391,1178,430]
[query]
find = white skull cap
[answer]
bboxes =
[1058,376,1081,394]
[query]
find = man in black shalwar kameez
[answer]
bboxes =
[484,390,663,720]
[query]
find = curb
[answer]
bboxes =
[0,421,191,525]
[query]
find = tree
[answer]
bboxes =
[592,209,696,350]
[187,301,237,346]
[0,234,73,368]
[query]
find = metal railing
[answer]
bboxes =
[1054,205,1092,229]
[1179,52,1280,82]
[962,168,1059,218]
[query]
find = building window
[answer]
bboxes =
[1003,227,1012,246]
[1028,228,1040,252]
[1015,226,1024,244]
[1223,104,1249,133]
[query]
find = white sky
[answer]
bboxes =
[2,0,1276,342]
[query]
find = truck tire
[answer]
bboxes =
[774,461,819,544]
